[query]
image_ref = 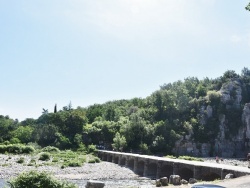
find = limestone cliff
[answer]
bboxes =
[173,79,250,158]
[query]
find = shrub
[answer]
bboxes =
[10,138,21,144]
[66,160,82,167]
[22,146,35,154]
[0,144,35,154]
[7,144,22,154]
[39,152,51,161]
[88,156,100,163]
[8,170,77,188]
[178,155,204,162]
[0,145,7,153]
[87,144,97,154]
[27,142,41,150]
[42,146,60,153]
[165,155,177,159]
[52,158,59,162]
[17,157,25,164]
[88,159,96,163]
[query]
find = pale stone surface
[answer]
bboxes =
[180,179,188,184]
[85,180,105,188]
[225,173,234,179]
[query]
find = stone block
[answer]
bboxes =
[225,173,234,179]
[180,179,188,184]
[189,178,197,184]
[85,180,105,188]
[160,177,168,186]
[169,175,181,185]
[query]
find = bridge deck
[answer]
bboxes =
[98,150,250,175]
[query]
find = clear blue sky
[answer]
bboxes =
[0,0,249,121]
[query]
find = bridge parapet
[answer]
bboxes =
[98,150,250,181]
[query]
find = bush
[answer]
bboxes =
[39,152,51,161]
[7,144,22,154]
[42,146,60,153]
[22,146,35,154]
[178,156,204,162]
[10,138,21,144]
[0,144,35,154]
[8,170,77,188]
[165,155,177,159]
[88,157,100,163]
[87,144,97,154]
[66,160,82,167]
[17,157,25,164]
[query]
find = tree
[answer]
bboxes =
[42,108,48,114]
[246,2,250,11]
[112,132,127,151]
[11,126,34,143]
[54,104,57,113]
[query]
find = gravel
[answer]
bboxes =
[0,154,248,188]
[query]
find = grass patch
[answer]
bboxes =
[39,152,51,161]
[165,155,177,159]
[88,157,101,163]
[164,155,204,162]
[178,156,204,162]
[17,157,25,164]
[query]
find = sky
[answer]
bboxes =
[0,0,250,121]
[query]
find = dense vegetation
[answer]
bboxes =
[1,68,250,156]
[9,171,77,188]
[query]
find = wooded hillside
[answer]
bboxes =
[1,67,250,157]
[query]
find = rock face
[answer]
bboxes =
[173,79,250,158]
[243,103,250,140]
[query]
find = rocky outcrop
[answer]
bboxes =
[242,103,250,140]
[172,80,250,158]
[220,80,242,108]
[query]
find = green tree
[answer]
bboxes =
[246,2,250,11]
[112,132,127,151]
[54,104,57,113]
[11,126,34,143]
[32,124,58,146]
[42,108,48,114]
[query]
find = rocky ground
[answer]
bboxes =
[0,154,249,188]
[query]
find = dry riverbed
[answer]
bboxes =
[0,154,249,188]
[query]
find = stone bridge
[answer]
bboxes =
[98,150,250,181]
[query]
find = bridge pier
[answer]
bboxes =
[194,166,202,180]
[143,159,149,177]
[118,155,122,165]
[134,157,138,173]
[97,150,250,181]
[156,161,163,179]
[173,163,179,175]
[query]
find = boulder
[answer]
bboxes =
[85,180,105,188]
[155,179,162,187]
[180,179,188,184]
[189,178,197,184]
[169,175,181,185]
[225,173,234,179]
[160,177,168,186]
